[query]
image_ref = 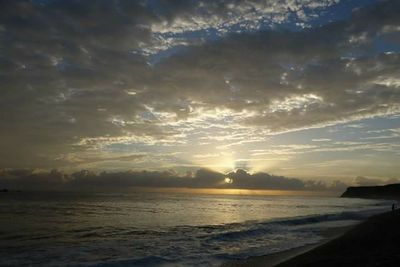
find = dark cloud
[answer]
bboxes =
[0,0,399,169]
[154,0,400,129]
[0,0,159,167]
[227,169,304,190]
[0,168,348,192]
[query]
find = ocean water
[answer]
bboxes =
[0,191,390,266]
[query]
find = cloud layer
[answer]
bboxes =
[0,168,349,192]
[0,0,399,170]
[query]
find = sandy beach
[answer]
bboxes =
[223,210,400,267]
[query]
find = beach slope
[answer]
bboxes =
[277,211,400,267]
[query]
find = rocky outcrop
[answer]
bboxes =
[341,184,400,199]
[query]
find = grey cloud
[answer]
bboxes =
[0,0,164,168]
[227,169,304,190]
[0,0,400,168]
[58,154,148,166]
[0,169,68,190]
[153,0,400,131]
[150,0,342,35]
[0,168,348,192]
[354,176,400,186]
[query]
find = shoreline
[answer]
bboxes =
[223,210,400,267]
[221,224,355,267]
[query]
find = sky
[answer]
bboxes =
[0,0,399,192]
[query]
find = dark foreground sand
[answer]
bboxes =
[223,210,400,267]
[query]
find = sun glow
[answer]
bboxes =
[224,177,233,184]
[136,187,335,196]
[191,152,236,173]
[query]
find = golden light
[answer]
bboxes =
[135,187,336,196]
[224,177,233,184]
[190,151,236,173]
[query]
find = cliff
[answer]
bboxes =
[341,184,400,199]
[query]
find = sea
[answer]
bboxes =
[0,191,391,266]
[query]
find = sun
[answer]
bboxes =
[224,177,233,184]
